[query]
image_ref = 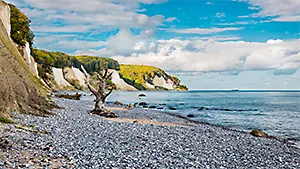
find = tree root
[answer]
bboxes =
[90,109,118,118]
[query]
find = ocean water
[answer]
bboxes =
[80,90,300,145]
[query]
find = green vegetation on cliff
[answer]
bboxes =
[32,49,120,79]
[9,4,34,47]
[119,64,188,91]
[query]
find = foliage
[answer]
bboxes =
[9,4,34,47]
[32,49,120,80]
[119,64,166,90]
[119,64,188,91]
[176,85,188,91]
[0,116,16,124]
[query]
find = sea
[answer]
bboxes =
[79,90,300,147]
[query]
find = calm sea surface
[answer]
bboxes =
[79,90,300,145]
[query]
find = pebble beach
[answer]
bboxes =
[1,98,300,168]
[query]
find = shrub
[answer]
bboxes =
[9,4,34,47]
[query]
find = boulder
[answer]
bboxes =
[187,114,195,118]
[149,106,157,109]
[139,102,148,106]
[250,130,269,138]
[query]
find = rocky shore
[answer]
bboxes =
[1,98,300,168]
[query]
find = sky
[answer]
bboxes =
[7,0,300,89]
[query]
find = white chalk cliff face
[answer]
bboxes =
[23,42,39,77]
[63,67,87,88]
[51,67,180,91]
[109,69,137,91]
[0,0,10,37]
[52,68,72,87]
[152,75,175,90]
[146,82,155,89]
[72,67,87,87]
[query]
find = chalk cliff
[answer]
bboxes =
[0,0,10,37]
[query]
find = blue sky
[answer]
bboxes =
[7,0,300,89]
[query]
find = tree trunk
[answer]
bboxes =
[94,99,105,111]
[81,65,117,118]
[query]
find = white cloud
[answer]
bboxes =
[165,17,178,22]
[31,25,94,33]
[193,35,241,41]
[106,29,141,55]
[206,2,213,5]
[110,38,300,74]
[217,21,256,26]
[162,27,244,34]
[13,0,169,31]
[58,40,107,50]
[244,0,300,21]
[215,13,226,18]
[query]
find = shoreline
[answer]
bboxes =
[1,97,300,168]
[111,103,300,149]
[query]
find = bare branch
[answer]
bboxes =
[81,65,98,96]
[103,69,108,79]
[107,71,113,79]
[81,65,90,80]
[95,72,103,82]
[103,87,113,102]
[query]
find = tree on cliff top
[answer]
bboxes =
[9,4,34,47]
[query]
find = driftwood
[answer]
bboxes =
[55,93,82,100]
[81,65,117,118]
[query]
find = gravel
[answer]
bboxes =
[8,98,300,168]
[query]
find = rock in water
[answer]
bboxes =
[250,130,269,138]
[138,93,146,97]
[114,101,123,106]
[169,107,177,110]
[139,102,148,106]
[149,106,157,109]
[187,114,195,118]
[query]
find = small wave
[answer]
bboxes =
[198,106,259,112]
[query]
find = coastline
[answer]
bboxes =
[1,97,300,168]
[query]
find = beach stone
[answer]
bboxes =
[250,130,269,138]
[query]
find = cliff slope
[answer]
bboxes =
[0,1,52,116]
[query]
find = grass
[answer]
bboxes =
[0,116,16,124]
[15,125,49,134]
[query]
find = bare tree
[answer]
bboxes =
[81,65,117,118]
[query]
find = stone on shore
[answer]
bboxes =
[250,130,269,138]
